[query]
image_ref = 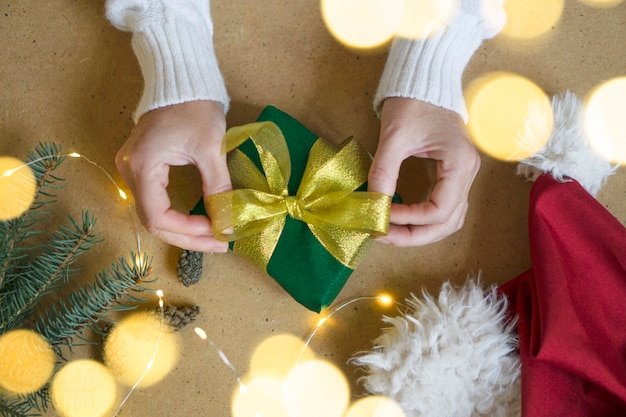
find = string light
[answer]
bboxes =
[68,152,141,253]
[112,289,166,416]
[194,326,246,392]
[298,293,397,364]
[134,253,147,270]
[1,152,142,255]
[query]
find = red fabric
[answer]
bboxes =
[499,174,626,417]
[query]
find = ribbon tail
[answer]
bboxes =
[308,225,374,269]
[233,217,286,271]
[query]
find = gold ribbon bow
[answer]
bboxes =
[206,121,391,270]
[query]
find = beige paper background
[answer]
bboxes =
[1,1,624,415]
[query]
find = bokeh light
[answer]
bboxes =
[283,360,350,417]
[0,157,36,222]
[248,333,317,379]
[466,72,554,161]
[320,0,404,51]
[584,76,626,164]
[232,376,290,417]
[51,360,117,417]
[500,0,564,39]
[579,0,624,7]
[344,396,406,417]
[394,0,456,40]
[103,311,180,387]
[0,329,55,394]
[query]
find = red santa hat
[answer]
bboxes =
[499,92,625,416]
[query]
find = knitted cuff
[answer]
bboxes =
[374,2,505,122]
[106,0,229,123]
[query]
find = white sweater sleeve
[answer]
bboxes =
[374,0,506,122]
[105,0,229,123]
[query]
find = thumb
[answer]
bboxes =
[368,140,403,196]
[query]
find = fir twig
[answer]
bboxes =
[34,252,152,347]
[0,211,102,332]
[0,392,44,417]
[0,142,66,291]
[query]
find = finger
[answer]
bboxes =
[388,178,461,226]
[379,202,468,247]
[131,163,213,237]
[153,227,229,252]
[389,156,474,225]
[368,139,404,196]
[195,149,233,197]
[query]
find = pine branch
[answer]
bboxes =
[0,384,50,416]
[0,142,66,291]
[35,252,152,347]
[0,211,101,332]
[0,393,43,417]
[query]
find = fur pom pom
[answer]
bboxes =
[517,91,616,196]
[352,279,521,417]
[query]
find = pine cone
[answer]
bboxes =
[99,305,201,341]
[161,305,200,330]
[177,249,203,286]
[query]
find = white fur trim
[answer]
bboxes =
[352,279,521,417]
[517,91,617,197]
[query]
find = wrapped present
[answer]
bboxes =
[191,106,392,312]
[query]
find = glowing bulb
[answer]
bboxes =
[317,317,328,327]
[134,253,146,269]
[69,152,81,158]
[377,294,394,306]
[466,72,553,161]
[118,189,128,200]
[2,168,16,177]
[585,77,626,164]
[321,0,404,51]
[195,327,208,340]
[156,289,164,308]
[500,0,564,40]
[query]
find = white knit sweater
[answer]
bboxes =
[105,0,505,123]
[105,0,230,122]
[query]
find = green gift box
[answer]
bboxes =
[191,106,392,312]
